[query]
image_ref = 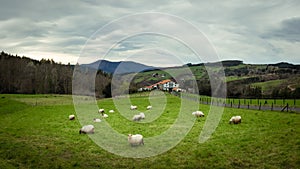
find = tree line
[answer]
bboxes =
[0,51,111,98]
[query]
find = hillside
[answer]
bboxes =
[130,61,300,98]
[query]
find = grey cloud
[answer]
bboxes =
[113,41,144,51]
[0,18,52,38]
[1,0,300,65]
[261,17,300,42]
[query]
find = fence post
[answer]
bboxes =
[271,103,273,111]
[231,101,233,108]
[248,102,249,109]
[287,103,289,112]
[259,102,261,110]
[238,100,240,108]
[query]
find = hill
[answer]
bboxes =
[129,60,300,98]
[82,60,157,74]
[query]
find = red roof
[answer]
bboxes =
[157,79,171,84]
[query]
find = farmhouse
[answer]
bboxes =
[139,79,181,92]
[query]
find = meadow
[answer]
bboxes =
[0,94,299,168]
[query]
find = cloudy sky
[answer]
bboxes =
[1,0,299,67]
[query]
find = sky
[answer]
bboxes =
[0,0,300,67]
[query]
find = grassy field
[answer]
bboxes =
[0,94,299,168]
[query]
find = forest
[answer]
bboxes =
[0,51,111,98]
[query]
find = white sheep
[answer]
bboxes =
[132,114,142,121]
[128,134,144,146]
[229,116,242,124]
[139,112,145,119]
[69,114,75,120]
[98,109,105,116]
[130,105,137,110]
[93,118,101,122]
[146,105,152,110]
[192,111,205,117]
[102,114,108,118]
[79,125,94,134]
[109,110,114,113]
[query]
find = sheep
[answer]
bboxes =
[79,125,94,134]
[128,134,144,146]
[146,105,152,110]
[109,110,114,113]
[132,112,145,121]
[132,114,142,121]
[102,114,108,118]
[98,109,105,116]
[93,118,101,122]
[139,112,145,119]
[229,116,242,124]
[192,111,205,117]
[130,105,137,110]
[69,114,75,120]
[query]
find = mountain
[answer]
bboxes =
[83,60,157,74]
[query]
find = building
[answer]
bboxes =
[139,79,180,92]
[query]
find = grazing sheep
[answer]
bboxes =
[229,116,242,124]
[130,105,137,110]
[132,112,145,121]
[102,114,108,118]
[132,114,142,121]
[79,125,94,134]
[98,109,105,116]
[128,134,144,146]
[93,118,101,122]
[69,114,75,120]
[192,111,205,117]
[139,112,145,119]
[109,110,114,113]
[146,105,152,110]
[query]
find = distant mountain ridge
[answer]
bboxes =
[82,60,157,74]
[83,59,300,74]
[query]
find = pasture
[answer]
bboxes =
[0,94,299,168]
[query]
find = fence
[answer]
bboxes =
[178,92,300,113]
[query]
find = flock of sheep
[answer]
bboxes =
[69,105,242,147]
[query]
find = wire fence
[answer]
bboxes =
[176,92,300,113]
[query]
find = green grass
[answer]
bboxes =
[131,66,206,85]
[252,79,284,91]
[225,76,254,82]
[252,77,300,96]
[0,94,299,168]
